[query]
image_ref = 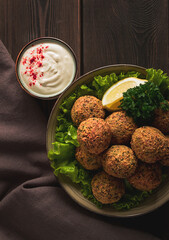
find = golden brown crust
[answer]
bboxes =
[91,171,125,204]
[71,96,105,126]
[127,162,162,191]
[102,145,137,178]
[105,111,137,145]
[160,137,169,166]
[152,102,169,134]
[77,118,112,154]
[75,147,102,170]
[131,126,168,163]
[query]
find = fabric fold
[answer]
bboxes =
[0,40,162,240]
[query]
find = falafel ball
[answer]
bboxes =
[75,147,102,170]
[91,171,125,204]
[77,118,112,154]
[102,145,137,178]
[71,96,105,126]
[127,162,162,191]
[105,111,137,145]
[131,126,168,163]
[160,136,169,166]
[152,101,169,134]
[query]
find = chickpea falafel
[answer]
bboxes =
[102,145,137,178]
[131,126,169,163]
[91,171,125,204]
[75,147,102,170]
[127,162,162,191]
[71,96,105,126]
[105,111,137,145]
[77,118,112,154]
[152,101,169,134]
[160,137,169,166]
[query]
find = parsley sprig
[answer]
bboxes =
[120,81,169,126]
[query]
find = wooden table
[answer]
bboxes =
[0,0,168,239]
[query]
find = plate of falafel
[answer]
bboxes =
[47,64,169,217]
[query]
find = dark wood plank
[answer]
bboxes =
[0,0,81,118]
[82,0,168,74]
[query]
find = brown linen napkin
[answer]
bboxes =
[0,40,161,240]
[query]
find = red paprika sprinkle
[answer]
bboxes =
[37,47,42,54]
[22,58,27,65]
[32,72,37,80]
[37,62,42,67]
[22,43,47,87]
[30,56,36,64]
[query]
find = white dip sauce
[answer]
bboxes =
[18,41,76,98]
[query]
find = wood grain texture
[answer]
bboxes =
[82,0,168,74]
[0,0,81,63]
[0,0,81,117]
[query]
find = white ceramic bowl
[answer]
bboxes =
[16,37,77,100]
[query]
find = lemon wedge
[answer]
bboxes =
[102,77,147,111]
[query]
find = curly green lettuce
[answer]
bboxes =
[146,68,169,99]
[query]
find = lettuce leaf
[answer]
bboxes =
[59,93,77,115]
[111,179,152,210]
[118,71,144,80]
[76,84,95,98]
[55,125,79,147]
[92,73,118,99]
[146,68,169,99]
[112,191,152,210]
[56,115,72,132]
[48,142,75,162]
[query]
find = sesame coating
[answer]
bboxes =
[105,111,137,145]
[127,162,162,191]
[91,171,125,204]
[77,118,112,154]
[75,147,102,170]
[71,96,105,126]
[102,145,137,178]
[131,126,169,163]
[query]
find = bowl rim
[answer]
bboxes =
[15,37,78,100]
[46,63,169,217]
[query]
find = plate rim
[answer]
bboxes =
[46,64,169,217]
